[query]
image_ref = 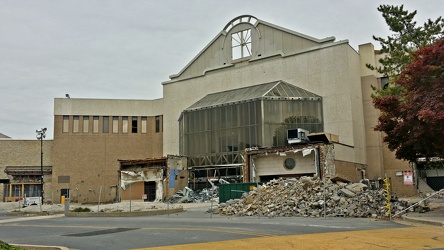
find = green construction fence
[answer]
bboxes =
[218,182,263,203]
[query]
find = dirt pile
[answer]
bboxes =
[216,176,409,218]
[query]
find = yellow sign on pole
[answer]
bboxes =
[383,177,391,218]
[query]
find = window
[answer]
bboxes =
[103,116,109,133]
[83,116,89,133]
[231,29,251,60]
[63,116,69,133]
[132,116,138,133]
[122,116,128,134]
[141,116,147,134]
[381,77,389,89]
[112,116,119,133]
[73,116,79,133]
[93,116,99,133]
[155,116,161,133]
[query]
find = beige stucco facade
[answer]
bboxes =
[359,43,415,196]
[162,20,366,168]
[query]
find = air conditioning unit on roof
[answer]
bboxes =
[287,128,309,144]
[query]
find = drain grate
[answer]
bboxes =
[63,227,139,237]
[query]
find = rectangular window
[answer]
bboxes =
[83,116,89,133]
[63,116,69,133]
[112,116,119,133]
[141,116,147,134]
[132,116,138,133]
[122,116,128,134]
[155,116,161,133]
[93,116,99,133]
[73,116,79,133]
[103,116,109,133]
[381,77,389,89]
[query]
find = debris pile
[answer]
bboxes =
[167,187,219,203]
[216,176,409,218]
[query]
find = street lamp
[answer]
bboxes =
[36,128,47,204]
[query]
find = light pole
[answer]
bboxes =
[36,128,47,204]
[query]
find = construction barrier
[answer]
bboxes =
[218,182,262,203]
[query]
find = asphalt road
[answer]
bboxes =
[0,206,442,250]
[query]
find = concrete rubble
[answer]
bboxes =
[167,186,219,203]
[216,176,409,218]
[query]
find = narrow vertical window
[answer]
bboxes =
[132,116,138,133]
[112,116,119,133]
[63,116,69,133]
[122,116,128,134]
[381,77,389,89]
[93,116,99,133]
[103,116,109,133]
[141,117,147,134]
[83,116,89,133]
[73,116,79,133]
[155,115,161,133]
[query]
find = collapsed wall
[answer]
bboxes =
[216,176,408,218]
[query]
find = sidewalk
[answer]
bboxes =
[397,199,444,227]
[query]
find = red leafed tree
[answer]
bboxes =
[373,38,444,162]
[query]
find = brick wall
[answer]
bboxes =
[334,160,363,183]
[52,115,163,203]
[0,140,53,202]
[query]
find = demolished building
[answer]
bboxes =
[3,14,434,204]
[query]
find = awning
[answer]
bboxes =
[5,166,52,175]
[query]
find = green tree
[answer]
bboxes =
[369,5,444,164]
[373,39,444,162]
[367,5,443,97]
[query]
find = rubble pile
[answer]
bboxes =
[217,176,409,218]
[167,187,219,203]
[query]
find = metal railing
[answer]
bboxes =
[393,189,444,217]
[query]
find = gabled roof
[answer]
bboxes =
[185,80,321,111]
[0,132,10,138]
[165,15,339,83]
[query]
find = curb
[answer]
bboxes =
[65,207,184,217]
[6,208,184,218]
[400,214,444,227]
[12,244,69,250]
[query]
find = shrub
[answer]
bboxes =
[0,240,24,250]
[72,207,91,212]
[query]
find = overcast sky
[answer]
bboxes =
[1,0,443,140]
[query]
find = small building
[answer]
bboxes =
[0,139,53,203]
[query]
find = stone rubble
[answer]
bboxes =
[167,186,219,203]
[216,176,409,218]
